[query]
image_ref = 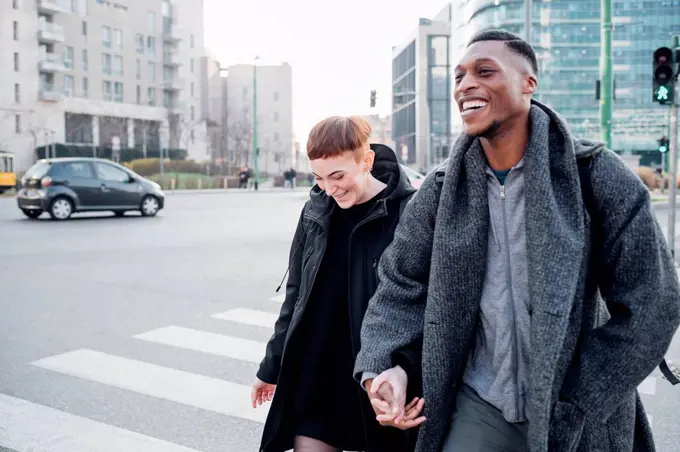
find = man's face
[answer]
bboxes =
[453,41,537,138]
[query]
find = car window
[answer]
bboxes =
[24,161,51,179]
[64,162,95,179]
[94,162,130,182]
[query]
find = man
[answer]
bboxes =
[354,30,680,452]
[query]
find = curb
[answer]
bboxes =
[165,188,311,196]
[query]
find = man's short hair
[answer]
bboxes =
[306,116,371,161]
[468,29,538,75]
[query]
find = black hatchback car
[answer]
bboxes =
[16,158,165,220]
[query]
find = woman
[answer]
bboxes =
[251,116,424,452]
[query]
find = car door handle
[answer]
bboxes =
[100,184,111,192]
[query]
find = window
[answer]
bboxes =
[136,34,144,53]
[102,53,111,75]
[190,106,195,121]
[78,0,87,15]
[82,21,87,41]
[65,162,94,179]
[162,0,171,16]
[63,75,74,96]
[113,28,122,49]
[14,84,20,103]
[242,87,247,99]
[13,0,19,9]
[190,82,194,96]
[148,62,156,82]
[273,112,279,122]
[274,92,279,101]
[136,85,141,104]
[274,132,279,142]
[102,81,112,101]
[190,58,194,73]
[147,11,156,34]
[13,21,18,40]
[113,55,123,76]
[190,34,194,49]
[136,59,141,80]
[147,36,155,55]
[191,130,195,144]
[114,82,123,102]
[94,162,129,182]
[15,114,21,134]
[63,46,74,69]
[102,26,111,47]
[147,87,156,106]
[82,77,89,97]
[14,52,19,71]
[82,50,88,71]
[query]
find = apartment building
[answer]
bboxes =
[223,62,294,175]
[0,0,207,172]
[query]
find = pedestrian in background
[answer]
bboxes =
[252,115,425,452]
[355,30,680,452]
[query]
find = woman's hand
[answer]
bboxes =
[251,378,276,408]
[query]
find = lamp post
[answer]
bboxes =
[252,56,260,191]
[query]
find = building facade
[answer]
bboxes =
[364,113,392,147]
[455,0,680,163]
[0,0,208,172]
[223,62,294,175]
[391,4,453,173]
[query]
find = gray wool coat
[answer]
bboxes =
[354,101,680,452]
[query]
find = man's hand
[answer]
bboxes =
[251,378,276,408]
[365,366,426,429]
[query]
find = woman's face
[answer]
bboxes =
[310,149,375,208]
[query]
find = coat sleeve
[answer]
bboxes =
[354,171,440,382]
[257,205,308,384]
[560,149,680,420]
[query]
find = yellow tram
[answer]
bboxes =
[0,151,16,194]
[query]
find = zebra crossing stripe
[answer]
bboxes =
[134,325,266,363]
[211,308,278,328]
[269,294,285,303]
[31,349,269,423]
[0,393,201,452]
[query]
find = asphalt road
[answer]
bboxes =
[0,192,679,452]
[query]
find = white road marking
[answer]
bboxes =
[0,393,201,452]
[31,349,268,423]
[211,308,277,328]
[134,325,265,363]
[269,294,285,303]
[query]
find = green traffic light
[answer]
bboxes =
[660,145,668,153]
[657,85,670,101]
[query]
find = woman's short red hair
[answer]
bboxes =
[306,115,371,161]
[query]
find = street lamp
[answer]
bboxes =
[252,55,260,191]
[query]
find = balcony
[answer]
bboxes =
[162,27,183,43]
[38,22,65,43]
[163,78,184,91]
[37,0,72,14]
[39,52,67,72]
[163,53,182,67]
[39,88,64,102]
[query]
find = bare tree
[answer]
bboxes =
[226,105,252,167]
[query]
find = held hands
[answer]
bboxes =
[251,378,276,408]
[365,366,426,430]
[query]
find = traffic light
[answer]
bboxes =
[653,47,675,104]
[658,136,669,153]
[369,90,376,108]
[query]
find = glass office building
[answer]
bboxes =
[456,0,680,164]
[392,6,452,172]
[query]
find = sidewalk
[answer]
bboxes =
[166,186,311,195]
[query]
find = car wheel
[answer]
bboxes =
[49,196,74,220]
[114,210,125,217]
[22,209,42,219]
[140,195,160,217]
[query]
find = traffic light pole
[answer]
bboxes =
[599,0,613,149]
[666,35,679,259]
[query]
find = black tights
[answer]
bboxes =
[293,436,342,452]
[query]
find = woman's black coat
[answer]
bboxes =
[256,144,421,452]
